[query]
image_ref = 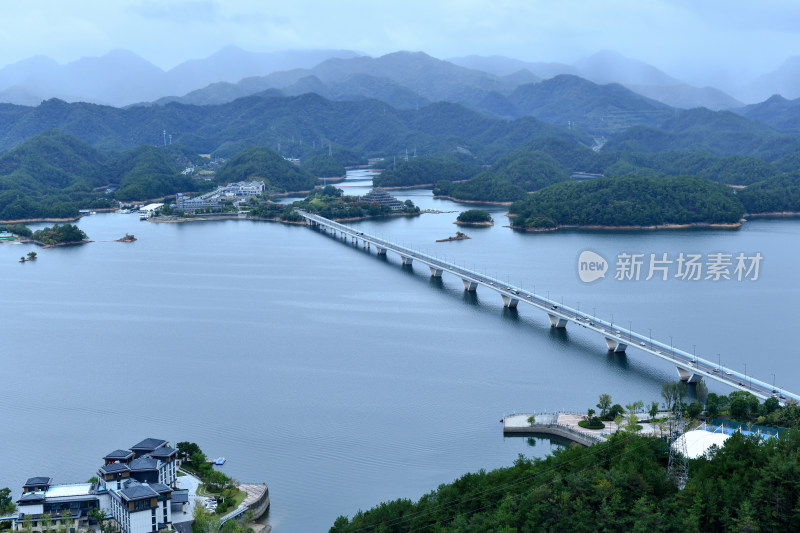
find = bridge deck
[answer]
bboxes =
[297,210,797,404]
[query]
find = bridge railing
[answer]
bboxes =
[298,211,798,403]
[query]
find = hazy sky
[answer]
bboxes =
[1,0,799,86]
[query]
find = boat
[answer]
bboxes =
[213,457,226,465]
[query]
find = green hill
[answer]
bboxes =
[509,175,745,229]
[214,146,318,192]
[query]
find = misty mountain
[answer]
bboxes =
[626,84,742,111]
[574,50,681,86]
[738,56,800,103]
[0,48,361,107]
[448,55,574,79]
[154,51,521,114]
[164,46,362,98]
[507,75,674,133]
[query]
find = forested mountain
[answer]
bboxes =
[507,75,673,133]
[604,107,800,159]
[736,94,800,135]
[0,130,198,219]
[0,94,591,162]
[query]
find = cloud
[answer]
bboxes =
[129,1,221,23]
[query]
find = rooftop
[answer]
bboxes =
[24,477,52,487]
[99,463,131,474]
[104,449,134,460]
[129,456,158,471]
[119,484,158,502]
[46,483,94,499]
[131,438,167,451]
[149,447,177,459]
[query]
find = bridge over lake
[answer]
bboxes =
[297,210,798,405]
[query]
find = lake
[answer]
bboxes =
[2,170,799,531]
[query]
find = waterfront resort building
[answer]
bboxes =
[15,439,183,533]
[359,188,403,210]
[175,193,221,213]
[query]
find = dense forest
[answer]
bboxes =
[373,153,482,188]
[213,146,319,192]
[737,173,800,213]
[508,175,746,229]
[330,428,800,532]
[31,224,88,245]
[2,91,800,221]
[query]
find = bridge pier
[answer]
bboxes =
[548,314,568,328]
[605,337,628,353]
[501,295,519,308]
[401,256,413,265]
[462,279,478,291]
[676,367,702,383]
[376,247,386,255]
[429,266,443,277]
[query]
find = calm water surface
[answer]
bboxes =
[2,170,799,531]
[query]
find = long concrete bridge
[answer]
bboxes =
[297,210,798,404]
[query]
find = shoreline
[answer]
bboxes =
[508,221,744,233]
[745,211,800,218]
[432,195,514,206]
[149,211,421,225]
[454,220,493,226]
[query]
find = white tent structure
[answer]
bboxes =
[673,430,730,459]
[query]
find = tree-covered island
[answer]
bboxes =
[455,209,493,225]
[30,224,89,246]
[508,175,746,231]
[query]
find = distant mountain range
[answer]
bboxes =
[0,47,361,107]
[3,46,800,127]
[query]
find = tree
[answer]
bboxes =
[177,441,202,461]
[696,379,709,404]
[706,393,720,418]
[648,401,659,420]
[0,488,14,515]
[59,509,74,533]
[26,251,37,260]
[661,382,675,410]
[597,394,612,418]
[625,403,641,431]
[40,512,53,533]
[192,504,221,533]
[687,402,703,419]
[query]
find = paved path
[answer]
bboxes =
[174,470,202,524]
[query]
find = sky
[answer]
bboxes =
[1,0,799,88]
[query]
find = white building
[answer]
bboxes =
[16,439,179,533]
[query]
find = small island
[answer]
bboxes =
[117,233,137,242]
[19,251,37,262]
[436,231,470,242]
[455,209,494,226]
[31,223,90,247]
